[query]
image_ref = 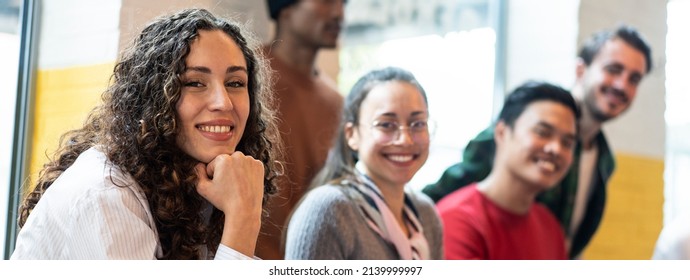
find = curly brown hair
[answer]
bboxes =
[17,8,280,259]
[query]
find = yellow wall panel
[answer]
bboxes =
[582,153,664,259]
[28,62,114,190]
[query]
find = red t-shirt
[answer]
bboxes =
[437,184,567,260]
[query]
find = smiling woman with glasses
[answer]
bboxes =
[283,66,443,260]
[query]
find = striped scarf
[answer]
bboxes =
[342,162,430,260]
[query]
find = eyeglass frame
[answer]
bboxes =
[366,119,436,144]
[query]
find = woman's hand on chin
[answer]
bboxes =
[195,152,264,256]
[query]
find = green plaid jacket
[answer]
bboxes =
[423,126,615,259]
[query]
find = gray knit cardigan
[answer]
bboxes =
[284,184,444,260]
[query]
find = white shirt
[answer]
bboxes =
[11,147,251,260]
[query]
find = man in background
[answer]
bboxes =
[438,81,578,259]
[256,0,345,259]
[424,25,652,258]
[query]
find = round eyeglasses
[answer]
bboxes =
[369,119,435,144]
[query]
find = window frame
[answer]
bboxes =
[4,0,39,259]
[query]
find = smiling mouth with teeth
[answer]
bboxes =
[602,88,629,106]
[387,155,415,162]
[536,159,557,172]
[197,125,233,133]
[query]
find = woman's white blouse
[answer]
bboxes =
[10,147,250,260]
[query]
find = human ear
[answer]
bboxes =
[278,3,298,22]
[494,120,508,145]
[345,122,360,151]
[575,58,586,80]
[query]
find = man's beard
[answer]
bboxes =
[583,86,628,123]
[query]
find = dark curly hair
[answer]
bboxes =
[17,8,280,259]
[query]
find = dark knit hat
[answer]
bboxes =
[267,0,297,20]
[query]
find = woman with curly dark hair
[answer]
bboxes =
[11,8,280,260]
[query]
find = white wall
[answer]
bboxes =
[119,0,272,55]
[39,0,121,69]
[505,0,580,92]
